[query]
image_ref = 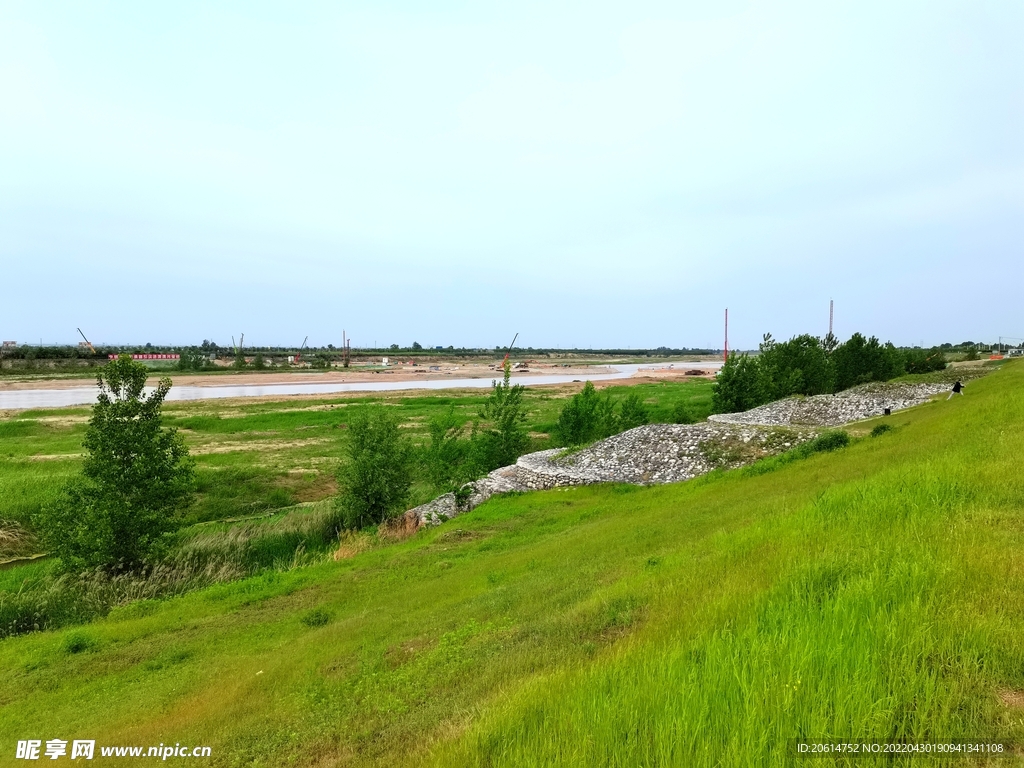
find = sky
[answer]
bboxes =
[1,0,1021,350]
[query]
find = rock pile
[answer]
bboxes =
[708,382,949,427]
[400,423,814,529]
[395,379,955,532]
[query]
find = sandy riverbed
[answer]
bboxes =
[0,360,720,392]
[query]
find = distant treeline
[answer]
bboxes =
[1,342,723,360]
[712,333,949,414]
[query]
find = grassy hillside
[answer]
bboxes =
[1,364,1022,765]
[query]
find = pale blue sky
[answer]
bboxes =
[1,1,1021,349]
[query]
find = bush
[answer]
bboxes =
[301,607,332,628]
[34,356,194,572]
[711,353,765,414]
[557,382,603,446]
[803,430,851,454]
[475,360,530,470]
[672,402,697,424]
[177,349,209,371]
[618,392,650,431]
[337,406,413,529]
[425,405,475,493]
[870,423,894,437]
[62,631,99,654]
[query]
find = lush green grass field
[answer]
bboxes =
[0,364,1020,765]
[0,379,713,533]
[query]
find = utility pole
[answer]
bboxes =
[724,308,729,361]
[829,299,834,337]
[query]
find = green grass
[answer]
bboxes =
[0,364,1020,765]
[0,379,715,528]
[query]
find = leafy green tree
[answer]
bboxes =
[251,352,267,370]
[903,347,947,374]
[831,333,903,390]
[756,333,833,398]
[412,341,423,351]
[337,406,413,528]
[476,359,529,469]
[556,381,618,446]
[425,405,474,492]
[177,349,208,371]
[618,391,650,431]
[711,352,766,413]
[35,356,194,571]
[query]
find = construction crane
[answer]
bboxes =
[294,336,309,364]
[502,332,519,367]
[76,328,96,355]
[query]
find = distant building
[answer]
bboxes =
[107,354,180,361]
[1,341,16,349]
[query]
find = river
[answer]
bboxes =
[0,362,723,410]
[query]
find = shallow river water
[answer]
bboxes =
[0,362,723,410]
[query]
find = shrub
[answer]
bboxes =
[301,607,332,628]
[618,392,650,431]
[672,402,697,424]
[475,360,530,470]
[711,353,765,414]
[870,423,894,437]
[62,631,98,654]
[903,347,947,374]
[425,405,475,493]
[34,356,194,572]
[803,430,851,454]
[177,349,209,371]
[337,406,413,529]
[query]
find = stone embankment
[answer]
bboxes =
[394,381,951,532]
[708,382,950,428]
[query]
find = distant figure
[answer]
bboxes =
[947,380,964,400]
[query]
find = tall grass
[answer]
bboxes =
[0,502,345,639]
[0,520,38,560]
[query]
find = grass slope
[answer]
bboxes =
[1,365,1022,766]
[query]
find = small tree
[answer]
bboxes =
[35,356,194,571]
[618,391,650,431]
[177,349,208,371]
[711,352,765,414]
[476,359,529,470]
[425,405,474,493]
[338,406,413,528]
[556,381,611,446]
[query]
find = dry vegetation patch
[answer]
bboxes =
[999,689,1024,709]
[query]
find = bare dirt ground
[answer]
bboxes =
[0,362,602,391]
